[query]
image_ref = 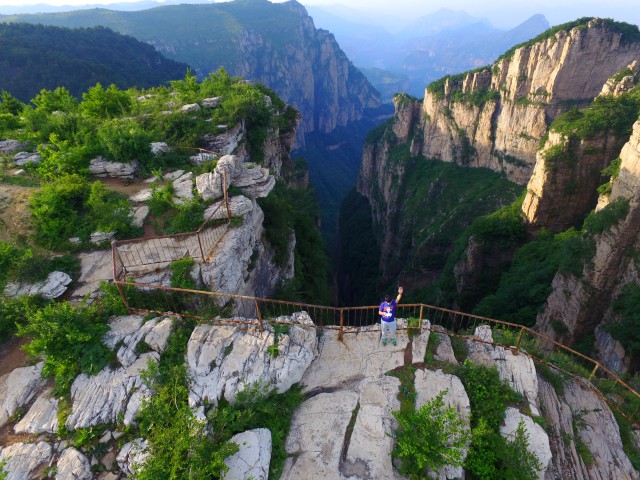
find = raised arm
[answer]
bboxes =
[396,286,403,303]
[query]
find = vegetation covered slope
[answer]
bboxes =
[0,23,188,101]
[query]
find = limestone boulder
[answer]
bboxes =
[130,188,153,203]
[467,326,540,415]
[150,142,171,155]
[89,156,138,178]
[69,250,113,301]
[55,447,92,480]
[14,387,58,434]
[172,171,194,205]
[232,164,275,198]
[103,315,173,368]
[201,123,246,159]
[414,369,471,480]
[131,205,150,228]
[4,271,72,299]
[344,376,401,480]
[0,442,52,480]
[0,140,27,153]
[281,391,359,479]
[12,151,41,166]
[195,155,243,201]
[180,103,201,113]
[187,312,317,407]
[203,195,253,221]
[430,325,459,365]
[66,352,159,430]
[202,96,223,108]
[501,408,552,480]
[189,152,218,166]
[117,438,149,477]
[0,362,45,427]
[223,429,272,480]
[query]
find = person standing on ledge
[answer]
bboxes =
[379,286,403,346]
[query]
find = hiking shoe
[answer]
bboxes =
[391,339,397,346]
[382,339,387,346]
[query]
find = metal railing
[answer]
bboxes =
[112,170,231,279]
[108,280,640,429]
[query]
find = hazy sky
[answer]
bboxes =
[0,0,638,29]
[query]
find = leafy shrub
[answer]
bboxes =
[499,420,543,479]
[582,197,629,234]
[170,258,197,290]
[606,283,640,351]
[392,389,471,478]
[96,118,152,164]
[29,174,90,248]
[35,135,90,180]
[0,296,48,344]
[86,181,132,234]
[17,301,112,393]
[81,83,132,119]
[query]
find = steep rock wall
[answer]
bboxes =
[413,19,640,184]
[536,120,640,372]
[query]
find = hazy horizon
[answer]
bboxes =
[0,0,638,30]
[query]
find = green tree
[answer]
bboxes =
[81,83,132,119]
[86,181,132,234]
[500,420,543,480]
[392,389,471,478]
[31,86,78,113]
[96,118,151,164]
[0,89,25,115]
[35,134,90,180]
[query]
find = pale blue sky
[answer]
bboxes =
[0,0,637,29]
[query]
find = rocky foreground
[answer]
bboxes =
[0,312,636,480]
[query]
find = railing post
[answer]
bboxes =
[419,305,424,330]
[115,281,130,312]
[196,231,206,262]
[588,363,600,382]
[255,299,264,333]
[339,309,344,341]
[514,327,525,355]
[223,169,231,220]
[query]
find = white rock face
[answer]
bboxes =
[172,171,194,205]
[430,326,459,364]
[55,447,92,480]
[196,155,242,201]
[203,195,253,221]
[14,387,58,434]
[344,376,401,480]
[501,408,552,480]
[187,312,317,407]
[223,429,272,480]
[12,151,41,166]
[89,156,138,178]
[233,165,275,198]
[66,352,159,430]
[202,122,245,158]
[282,390,359,479]
[103,315,173,368]
[415,369,471,480]
[0,442,52,480]
[301,328,407,393]
[130,188,153,203]
[70,250,113,300]
[4,271,72,299]
[467,326,540,415]
[117,438,149,476]
[0,362,45,427]
[131,205,150,228]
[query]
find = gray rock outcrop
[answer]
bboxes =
[89,156,138,178]
[0,442,52,480]
[14,387,58,434]
[0,362,45,427]
[55,447,92,480]
[0,140,26,153]
[223,429,271,480]
[187,312,317,407]
[4,271,72,299]
[117,438,149,477]
[501,407,552,480]
[12,151,41,166]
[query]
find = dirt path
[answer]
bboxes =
[0,336,30,377]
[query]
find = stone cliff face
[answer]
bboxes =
[232,1,380,145]
[410,19,640,184]
[536,120,640,372]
